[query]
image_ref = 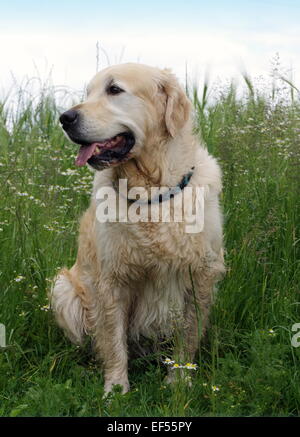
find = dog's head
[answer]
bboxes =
[59,63,191,171]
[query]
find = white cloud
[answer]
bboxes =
[1,29,299,98]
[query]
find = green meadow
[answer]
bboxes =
[0,64,299,416]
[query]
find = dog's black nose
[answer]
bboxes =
[59,109,79,127]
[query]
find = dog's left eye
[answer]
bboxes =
[107,85,124,95]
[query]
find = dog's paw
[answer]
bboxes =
[103,378,130,397]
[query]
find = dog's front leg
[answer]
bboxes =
[94,280,130,395]
[166,283,213,386]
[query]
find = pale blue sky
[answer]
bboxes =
[1,0,300,90]
[2,0,300,32]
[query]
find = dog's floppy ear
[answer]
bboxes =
[159,69,191,138]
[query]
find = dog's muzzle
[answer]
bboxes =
[59,110,136,171]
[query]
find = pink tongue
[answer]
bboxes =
[75,143,98,167]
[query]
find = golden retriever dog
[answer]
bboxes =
[50,63,225,394]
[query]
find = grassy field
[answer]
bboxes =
[0,68,299,417]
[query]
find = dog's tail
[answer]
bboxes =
[49,267,91,345]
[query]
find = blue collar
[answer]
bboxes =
[114,167,195,205]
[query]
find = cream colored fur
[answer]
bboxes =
[50,63,225,394]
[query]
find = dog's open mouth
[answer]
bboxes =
[75,132,135,170]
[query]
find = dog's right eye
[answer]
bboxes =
[107,85,124,95]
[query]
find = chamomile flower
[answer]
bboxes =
[14,275,25,282]
[163,359,198,371]
[60,169,77,176]
[163,358,175,365]
[171,363,184,369]
[212,385,220,392]
[184,363,198,370]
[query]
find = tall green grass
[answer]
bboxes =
[0,68,299,416]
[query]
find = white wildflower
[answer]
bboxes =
[14,275,25,282]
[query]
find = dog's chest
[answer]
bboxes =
[95,217,205,339]
[97,220,202,278]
